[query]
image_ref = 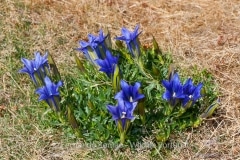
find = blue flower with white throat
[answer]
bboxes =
[115,80,145,104]
[19,51,49,87]
[35,76,63,111]
[162,72,185,106]
[182,78,203,107]
[107,99,137,130]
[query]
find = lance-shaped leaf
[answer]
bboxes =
[74,53,85,72]
[152,36,162,55]
[103,28,112,49]
[67,106,83,138]
[200,99,220,118]
[152,36,164,65]
[48,52,61,81]
[136,98,146,124]
[112,64,121,92]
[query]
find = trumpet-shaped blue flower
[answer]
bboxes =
[35,76,63,111]
[162,73,185,106]
[95,30,107,46]
[77,34,98,64]
[107,99,137,129]
[182,78,203,106]
[115,80,145,103]
[77,30,108,64]
[116,25,141,57]
[95,50,118,77]
[19,52,49,86]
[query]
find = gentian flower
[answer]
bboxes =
[116,25,141,57]
[162,73,185,106]
[107,99,137,130]
[35,76,63,111]
[115,80,145,103]
[19,52,49,86]
[182,78,203,107]
[95,50,118,77]
[77,30,108,64]
[77,34,98,64]
[94,29,108,54]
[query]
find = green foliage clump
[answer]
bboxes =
[19,27,219,151]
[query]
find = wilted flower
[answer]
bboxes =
[95,50,118,77]
[115,80,145,103]
[107,99,137,130]
[162,73,185,106]
[182,78,203,107]
[77,30,108,64]
[35,76,63,111]
[19,52,49,86]
[116,25,141,57]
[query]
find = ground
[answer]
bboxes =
[0,0,240,159]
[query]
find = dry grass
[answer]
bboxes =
[1,0,240,159]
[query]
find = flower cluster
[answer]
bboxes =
[77,26,144,143]
[107,80,144,143]
[162,72,203,108]
[108,80,145,128]
[19,52,63,111]
[18,24,218,145]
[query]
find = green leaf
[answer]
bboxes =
[112,64,120,92]
[200,99,220,118]
[48,52,61,81]
[74,53,85,72]
[152,36,162,55]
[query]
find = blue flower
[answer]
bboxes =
[77,34,98,64]
[115,80,145,103]
[162,73,185,106]
[95,30,107,45]
[77,30,108,64]
[116,25,141,57]
[107,99,137,130]
[19,52,49,86]
[35,76,63,111]
[182,78,203,107]
[95,50,118,77]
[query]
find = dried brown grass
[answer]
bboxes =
[1,0,240,159]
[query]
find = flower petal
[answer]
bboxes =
[162,80,171,91]
[120,80,130,99]
[121,27,131,40]
[107,105,119,120]
[162,91,172,101]
[114,90,124,100]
